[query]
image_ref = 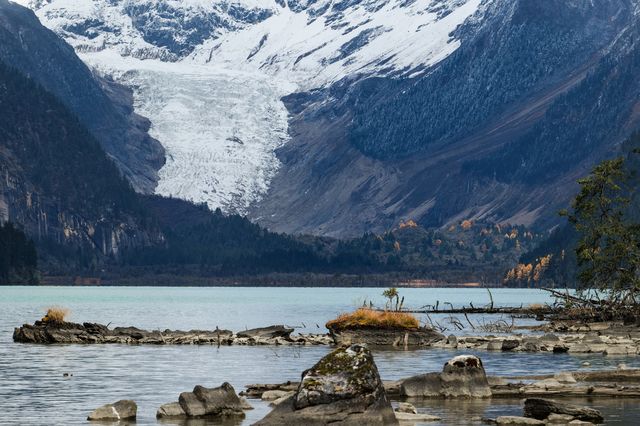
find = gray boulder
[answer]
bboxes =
[87,400,137,421]
[269,392,295,407]
[156,402,186,418]
[254,344,398,425]
[400,355,491,398]
[502,339,520,351]
[523,399,603,423]
[178,382,245,418]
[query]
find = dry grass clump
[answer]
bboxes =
[528,303,545,311]
[326,308,420,331]
[42,306,70,323]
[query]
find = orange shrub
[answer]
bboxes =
[326,308,419,330]
[42,306,70,323]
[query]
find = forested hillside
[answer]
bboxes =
[253,0,640,237]
[349,0,630,158]
[467,20,640,185]
[0,60,163,272]
[119,199,542,282]
[506,132,640,288]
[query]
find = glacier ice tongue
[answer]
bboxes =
[88,54,293,215]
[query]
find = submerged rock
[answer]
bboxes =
[87,400,137,421]
[496,416,545,425]
[254,344,398,425]
[400,355,491,398]
[395,411,441,422]
[523,398,604,423]
[396,402,417,414]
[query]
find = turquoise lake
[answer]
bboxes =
[1,286,638,425]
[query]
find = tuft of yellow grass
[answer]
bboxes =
[528,303,545,311]
[42,306,70,323]
[326,308,419,331]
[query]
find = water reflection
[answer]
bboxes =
[157,417,245,426]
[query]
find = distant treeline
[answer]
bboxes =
[0,222,37,284]
[115,199,542,283]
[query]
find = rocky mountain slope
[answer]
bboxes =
[12,0,640,238]
[255,0,640,236]
[0,0,164,192]
[0,60,164,272]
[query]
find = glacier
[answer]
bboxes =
[13,0,485,214]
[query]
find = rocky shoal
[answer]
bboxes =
[13,318,640,356]
[13,321,333,346]
[431,329,640,356]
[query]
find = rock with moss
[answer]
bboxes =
[326,309,443,347]
[328,327,444,347]
[254,344,398,425]
[400,355,491,398]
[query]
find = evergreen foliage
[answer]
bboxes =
[512,133,640,290]
[121,199,539,282]
[348,1,607,159]
[466,37,640,184]
[565,156,640,297]
[0,222,37,284]
[0,61,141,217]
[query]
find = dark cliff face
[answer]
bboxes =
[251,0,640,237]
[0,0,165,193]
[0,62,164,272]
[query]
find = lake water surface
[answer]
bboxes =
[1,286,639,425]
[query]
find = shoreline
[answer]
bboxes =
[28,272,536,287]
[13,317,640,357]
[6,280,535,289]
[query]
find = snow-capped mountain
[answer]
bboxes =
[13,0,484,214]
